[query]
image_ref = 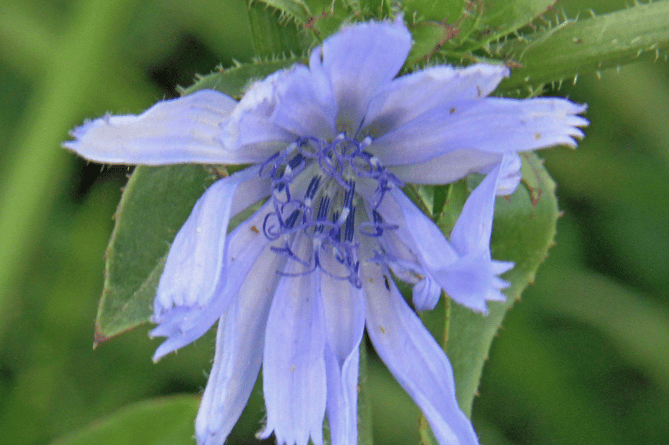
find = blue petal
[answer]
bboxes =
[482,152,522,197]
[151,174,271,360]
[373,98,588,165]
[362,262,479,445]
[379,186,509,313]
[154,167,261,310]
[62,90,268,165]
[381,187,459,273]
[450,156,509,254]
[364,63,509,137]
[320,257,365,445]
[389,148,502,185]
[259,235,327,445]
[195,247,284,445]
[313,17,412,134]
[442,157,516,312]
[220,70,299,149]
[359,203,443,313]
[438,252,510,313]
[389,150,522,192]
[324,342,360,445]
[271,64,337,140]
[320,248,366,364]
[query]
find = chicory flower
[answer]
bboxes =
[64,17,587,445]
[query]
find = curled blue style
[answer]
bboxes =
[64,16,587,445]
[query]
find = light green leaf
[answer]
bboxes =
[495,1,669,92]
[95,165,217,343]
[48,396,199,445]
[445,152,559,416]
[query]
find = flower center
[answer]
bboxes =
[259,133,401,287]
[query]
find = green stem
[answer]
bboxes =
[358,338,374,445]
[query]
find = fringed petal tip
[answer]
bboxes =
[148,294,228,362]
[537,100,589,148]
[148,309,195,363]
[440,253,514,314]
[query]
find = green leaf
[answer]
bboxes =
[95,165,217,343]
[405,0,557,66]
[477,0,556,45]
[249,0,382,52]
[406,20,462,66]
[402,0,465,22]
[444,152,559,416]
[248,0,306,57]
[48,396,199,445]
[495,1,669,93]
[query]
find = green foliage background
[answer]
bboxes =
[0,0,668,444]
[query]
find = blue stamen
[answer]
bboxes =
[360,209,399,237]
[259,132,399,286]
[343,180,355,207]
[305,176,321,202]
[285,209,300,229]
[344,207,355,243]
[329,210,340,242]
[314,196,330,234]
[288,152,305,169]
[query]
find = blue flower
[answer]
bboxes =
[64,18,587,445]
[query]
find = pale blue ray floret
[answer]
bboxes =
[64,16,587,445]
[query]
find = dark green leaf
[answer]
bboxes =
[48,396,199,445]
[95,165,217,342]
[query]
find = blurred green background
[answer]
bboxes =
[1,0,668,444]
